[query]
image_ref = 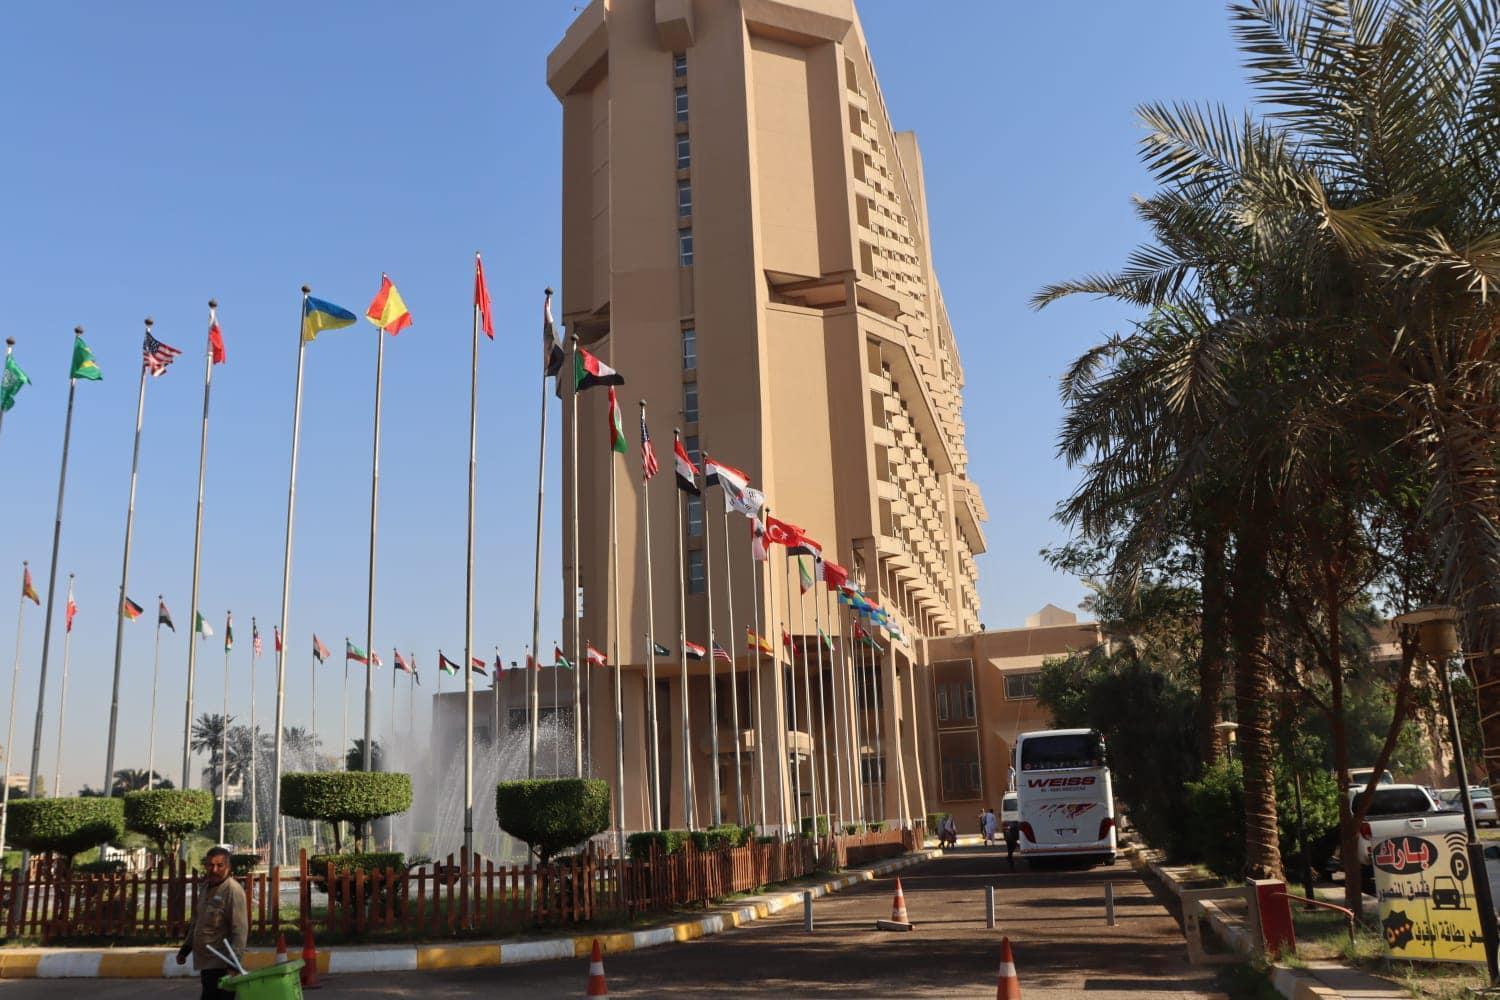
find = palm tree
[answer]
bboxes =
[346,739,383,773]
[111,769,172,794]
[191,713,234,793]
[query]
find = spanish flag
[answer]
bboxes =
[745,628,773,655]
[302,296,357,342]
[365,274,413,335]
[20,566,40,606]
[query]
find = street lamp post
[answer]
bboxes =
[1394,606,1499,985]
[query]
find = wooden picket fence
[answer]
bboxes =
[1,825,919,944]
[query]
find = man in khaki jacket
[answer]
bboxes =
[176,846,248,999]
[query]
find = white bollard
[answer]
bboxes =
[1106,882,1116,926]
[985,885,996,929]
[804,890,814,932]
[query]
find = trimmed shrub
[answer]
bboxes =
[754,835,778,845]
[309,851,406,892]
[76,858,126,875]
[223,822,254,846]
[689,828,735,852]
[230,853,260,877]
[843,823,861,835]
[799,814,830,838]
[280,772,412,852]
[867,821,885,833]
[496,778,609,865]
[124,789,214,857]
[1183,760,1244,878]
[926,812,950,831]
[7,797,124,860]
[626,830,686,860]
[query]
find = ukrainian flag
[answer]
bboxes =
[302,296,357,342]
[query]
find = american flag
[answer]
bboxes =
[252,622,263,657]
[712,641,732,663]
[640,408,660,480]
[142,330,182,376]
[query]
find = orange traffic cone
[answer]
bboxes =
[586,939,609,998]
[300,921,322,990]
[891,878,910,923]
[996,936,1020,999]
[275,931,289,964]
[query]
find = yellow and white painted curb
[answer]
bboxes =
[0,849,939,979]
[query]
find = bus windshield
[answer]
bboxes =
[1020,732,1103,771]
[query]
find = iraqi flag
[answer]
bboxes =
[394,650,412,674]
[574,345,624,391]
[683,640,706,660]
[674,436,700,495]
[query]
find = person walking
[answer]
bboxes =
[176,846,248,999]
[1004,813,1020,870]
[982,806,998,847]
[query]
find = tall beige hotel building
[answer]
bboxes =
[473,0,1098,837]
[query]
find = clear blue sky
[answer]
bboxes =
[0,2,1249,791]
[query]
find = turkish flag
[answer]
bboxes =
[764,515,807,548]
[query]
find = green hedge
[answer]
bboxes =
[7,797,124,859]
[76,859,126,875]
[309,851,405,889]
[230,853,260,877]
[867,821,885,833]
[926,812,950,831]
[1182,759,1343,880]
[626,830,686,859]
[280,772,412,852]
[124,789,214,856]
[799,814,831,838]
[495,779,609,865]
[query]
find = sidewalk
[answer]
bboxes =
[0,848,939,980]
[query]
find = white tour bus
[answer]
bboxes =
[1012,728,1117,865]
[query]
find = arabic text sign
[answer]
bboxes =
[1374,833,1485,965]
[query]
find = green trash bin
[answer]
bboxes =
[218,959,305,1000]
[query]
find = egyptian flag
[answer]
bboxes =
[683,640,706,660]
[313,634,331,663]
[123,597,144,621]
[542,288,564,376]
[574,345,624,391]
[470,656,488,676]
[394,650,412,674]
[674,436,700,494]
[586,645,607,667]
[158,600,176,632]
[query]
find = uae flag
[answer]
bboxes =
[122,597,144,621]
[158,600,175,631]
[674,436,700,495]
[542,288,564,376]
[683,640,706,660]
[586,645,608,667]
[574,345,624,391]
[313,634,331,662]
[607,387,628,454]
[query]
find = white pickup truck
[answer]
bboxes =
[1354,784,1466,867]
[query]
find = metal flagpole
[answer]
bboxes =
[871,634,885,826]
[747,519,767,832]
[342,650,349,771]
[720,503,743,827]
[52,575,76,797]
[813,590,834,832]
[2,567,29,852]
[701,447,721,829]
[0,338,12,443]
[639,403,662,830]
[362,289,389,775]
[183,303,218,790]
[904,650,926,830]
[250,619,259,850]
[219,616,231,844]
[764,508,787,836]
[144,594,160,792]
[271,288,312,868]
[463,264,480,884]
[569,337,584,778]
[526,292,553,780]
[310,648,319,770]
[822,596,847,833]
[783,551,802,832]
[674,430,695,831]
[852,614,869,825]
[103,318,154,797]
[552,651,561,778]
[797,576,820,831]
[609,419,625,858]
[390,649,397,763]
[28,331,82,798]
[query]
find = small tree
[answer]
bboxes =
[123,789,213,859]
[280,772,411,852]
[495,778,609,865]
[7,797,125,869]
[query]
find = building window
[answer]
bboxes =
[681,327,697,370]
[676,135,691,169]
[860,755,885,784]
[684,382,699,423]
[679,230,694,267]
[687,495,704,537]
[938,730,982,801]
[934,660,977,730]
[673,52,687,77]
[685,434,700,465]
[678,180,693,217]
[688,548,705,593]
[1004,672,1041,701]
[674,87,689,123]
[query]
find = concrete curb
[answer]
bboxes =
[0,849,939,979]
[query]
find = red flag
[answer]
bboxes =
[475,252,494,339]
[764,515,808,549]
[274,626,283,653]
[208,317,226,365]
[65,592,77,633]
[821,558,849,591]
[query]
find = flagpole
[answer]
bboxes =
[747,521,767,832]
[103,318,154,797]
[782,551,801,832]
[817,592,843,833]
[797,577,819,831]
[699,450,723,830]
[609,419,625,858]
[526,294,552,780]
[463,266,479,883]
[390,647,397,852]
[871,632,885,826]
[851,612,867,825]
[674,430,695,831]
[569,337,584,778]
[182,303,217,790]
[310,648,319,772]
[219,617,230,844]
[2,567,29,852]
[145,592,161,792]
[342,651,349,771]
[271,288,311,868]
[250,620,259,851]
[50,575,76,798]
[552,651,561,778]
[28,331,82,798]
[720,505,743,827]
[764,508,787,837]
[812,589,833,833]
[362,292,389,775]
[0,338,12,443]
[639,403,661,831]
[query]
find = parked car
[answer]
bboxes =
[1436,787,1498,827]
[1345,767,1394,789]
[1352,784,1467,892]
[1001,793,1019,829]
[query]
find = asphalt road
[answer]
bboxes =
[0,846,1237,999]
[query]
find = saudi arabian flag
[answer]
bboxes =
[194,611,214,638]
[607,387,627,454]
[1,354,30,411]
[70,336,102,381]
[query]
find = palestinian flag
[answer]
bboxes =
[683,640,706,660]
[346,640,369,665]
[574,345,624,391]
[554,646,573,670]
[586,645,607,667]
[798,556,815,595]
[20,566,40,606]
[674,435,699,495]
[439,651,461,675]
[123,597,144,621]
[313,634,331,662]
[607,387,627,454]
[195,611,213,638]
[746,628,773,655]
[158,600,175,631]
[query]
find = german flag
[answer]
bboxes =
[122,597,144,621]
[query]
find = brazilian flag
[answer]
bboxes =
[71,336,102,381]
